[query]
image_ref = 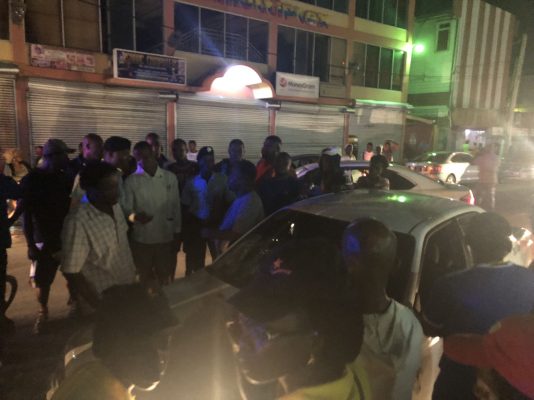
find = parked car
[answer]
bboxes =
[54,191,532,400]
[296,160,476,205]
[290,154,320,168]
[405,151,474,184]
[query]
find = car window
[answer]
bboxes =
[413,153,449,163]
[209,209,416,303]
[384,169,416,190]
[418,219,470,311]
[451,154,472,163]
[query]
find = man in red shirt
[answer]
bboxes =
[256,135,282,182]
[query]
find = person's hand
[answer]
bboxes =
[134,212,153,224]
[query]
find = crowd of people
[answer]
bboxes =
[0,133,533,400]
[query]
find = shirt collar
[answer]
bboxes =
[135,165,164,178]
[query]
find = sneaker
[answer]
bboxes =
[33,312,48,335]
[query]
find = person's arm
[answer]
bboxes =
[4,176,22,225]
[171,176,182,238]
[122,176,152,224]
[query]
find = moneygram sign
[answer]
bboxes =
[276,72,319,99]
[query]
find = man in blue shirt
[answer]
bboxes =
[422,212,534,399]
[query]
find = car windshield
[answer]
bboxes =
[413,152,449,163]
[209,209,416,303]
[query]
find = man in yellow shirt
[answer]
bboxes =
[51,284,177,400]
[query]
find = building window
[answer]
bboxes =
[25,0,100,51]
[299,0,348,14]
[173,3,268,64]
[436,22,450,52]
[355,0,407,29]
[277,26,347,84]
[0,0,8,39]
[103,0,163,54]
[351,42,404,90]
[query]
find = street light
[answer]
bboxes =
[413,44,425,54]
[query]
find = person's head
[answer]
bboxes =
[133,141,158,175]
[261,135,282,164]
[228,160,256,194]
[35,146,44,157]
[465,213,512,264]
[80,161,121,206]
[383,141,392,152]
[92,284,178,391]
[444,314,534,400]
[229,238,362,386]
[197,146,215,177]
[82,134,104,161]
[375,145,382,155]
[342,218,397,291]
[42,139,74,171]
[171,138,188,162]
[145,133,161,158]
[188,140,197,153]
[369,155,388,178]
[320,147,342,173]
[367,142,373,152]
[274,152,292,177]
[103,136,131,172]
[344,144,353,157]
[228,139,245,163]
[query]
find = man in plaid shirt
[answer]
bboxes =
[61,162,135,309]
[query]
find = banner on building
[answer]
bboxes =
[275,72,319,99]
[30,44,96,72]
[113,49,186,85]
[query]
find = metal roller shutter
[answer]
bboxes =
[176,95,269,163]
[0,76,17,149]
[28,78,167,154]
[348,108,404,159]
[274,104,344,157]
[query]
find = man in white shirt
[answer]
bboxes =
[61,162,136,310]
[122,141,181,286]
[182,146,235,275]
[342,219,423,400]
[362,142,374,161]
[186,140,198,162]
[203,160,264,255]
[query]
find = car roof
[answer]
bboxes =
[287,190,477,233]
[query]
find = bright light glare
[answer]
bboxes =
[429,337,440,347]
[252,85,273,99]
[211,77,240,93]
[414,44,425,54]
[224,65,262,86]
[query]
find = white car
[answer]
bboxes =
[54,191,532,400]
[297,160,476,205]
[406,152,474,184]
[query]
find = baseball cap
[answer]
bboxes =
[443,314,534,399]
[197,146,214,161]
[43,139,75,156]
[228,238,345,323]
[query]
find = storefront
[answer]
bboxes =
[0,74,18,149]
[274,103,345,156]
[27,78,168,153]
[175,94,270,162]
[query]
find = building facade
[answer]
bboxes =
[0,0,415,161]
[408,0,522,154]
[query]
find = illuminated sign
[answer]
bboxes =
[113,49,186,85]
[30,44,96,73]
[215,0,328,28]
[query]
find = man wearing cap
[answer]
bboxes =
[422,212,534,400]
[181,146,235,275]
[103,136,132,178]
[122,142,181,287]
[443,312,534,400]
[343,219,424,400]
[50,284,178,400]
[20,139,74,334]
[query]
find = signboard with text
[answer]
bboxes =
[113,49,186,85]
[30,44,96,72]
[275,72,319,99]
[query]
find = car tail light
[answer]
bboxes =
[460,190,476,205]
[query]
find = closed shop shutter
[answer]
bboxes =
[0,76,17,149]
[274,104,344,157]
[349,108,404,160]
[176,95,269,162]
[28,78,167,154]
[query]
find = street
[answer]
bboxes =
[2,181,534,400]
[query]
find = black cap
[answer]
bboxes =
[104,136,131,153]
[197,146,214,161]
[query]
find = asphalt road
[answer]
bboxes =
[1,180,533,400]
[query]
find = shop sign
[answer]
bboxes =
[113,49,186,85]
[276,72,319,99]
[215,0,328,28]
[30,44,96,72]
